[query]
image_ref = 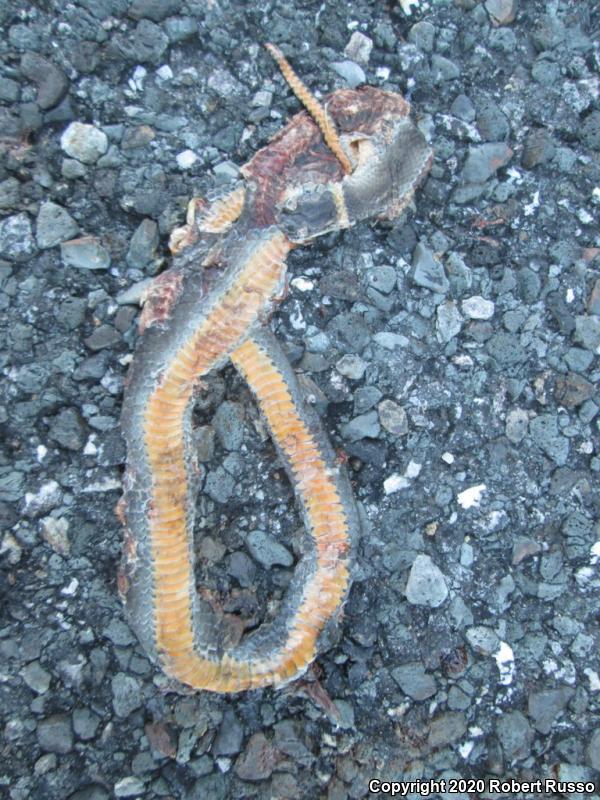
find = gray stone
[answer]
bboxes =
[496,710,533,760]
[0,177,21,209]
[489,27,517,52]
[528,687,574,734]
[212,709,243,756]
[0,470,25,502]
[336,354,367,380]
[20,52,68,110]
[61,237,111,270]
[461,296,494,320]
[205,466,235,503]
[405,554,448,607]
[73,708,101,740]
[462,143,512,183]
[340,410,381,442]
[486,332,526,369]
[378,400,408,436]
[587,728,600,771]
[226,551,256,588]
[126,219,159,268]
[61,122,108,164]
[85,324,121,351]
[128,0,182,21]
[20,661,51,693]
[522,128,555,169]
[48,407,87,450]
[0,213,36,261]
[114,777,146,798]
[485,0,517,25]
[36,202,79,249]
[37,714,73,754]
[580,110,600,151]
[529,414,569,466]
[408,21,435,52]
[450,94,476,122]
[466,625,499,655]
[575,315,600,352]
[505,408,528,443]
[246,529,293,569]
[428,712,466,748]
[392,661,436,700]
[235,733,277,781]
[353,386,382,414]
[331,60,365,89]
[213,401,244,451]
[564,347,593,373]
[103,619,136,646]
[366,265,397,294]
[164,16,197,43]
[436,300,463,342]
[412,243,448,293]
[431,54,460,82]
[344,32,373,65]
[111,673,142,718]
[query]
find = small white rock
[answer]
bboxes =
[60,122,108,164]
[457,483,486,509]
[176,149,198,169]
[461,295,495,320]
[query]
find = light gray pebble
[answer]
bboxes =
[205,466,235,503]
[354,386,382,414]
[0,177,21,209]
[461,296,494,320]
[373,332,409,350]
[0,213,36,261]
[405,554,448,607]
[408,21,435,52]
[61,237,111,270]
[450,93,476,122]
[73,708,101,741]
[428,712,466,749]
[466,625,499,655]
[20,661,51,694]
[505,408,528,443]
[366,265,397,294]
[37,714,73,754]
[431,54,460,82]
[378,399,408,436]
[212,708,243,756]
[344,32,372,65]
[114,777,146,798]
[436,300,463,343]
[36,201,79,249]
[575,315,600,352]
[246,529,293,569]
[103,619,136,647]
[461,143,512,183]
[336,354,367,380]
[61,122,108,164]
[331,60,365,88]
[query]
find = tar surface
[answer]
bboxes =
[0,1,599,799]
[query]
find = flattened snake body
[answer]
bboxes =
[118,46,433,692]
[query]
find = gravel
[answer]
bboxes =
[1,1,599,797]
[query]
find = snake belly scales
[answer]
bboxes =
[118,46,433,693]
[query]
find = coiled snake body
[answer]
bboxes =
[118,47,433,693]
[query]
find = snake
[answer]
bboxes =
[117,45,433,693]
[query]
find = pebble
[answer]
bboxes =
[39,516,69,552]
[427,711,466,749]
[37,713,73,754]
[505,408,529,443]
[205,466,235,503]
[485,0,518,25]
[412,243,449,293]
[234,733,277,781]
[36,201,79,249]
[20,52,68,110]
[61,237,111,270]
[126,219,158,268]
[212,709,243,756]
[574,315,600,352]
[529,413,569,466]
[331,60,365,89]
[246,529,293,569]
[366,265,397,294]
[0,213,36,261]
[462,143,513,183]
[61,122,108,164]
[466,625,500,655]
[378,399,408,436]
[340,410,381,442]
[522,128,555,168]
[73,708,101,741]
[344,32,373,65]
[336,354,367,380]
[408,21,435,52]
[436,300,463,343]
[405,554,449,607]
[213,401,244,451]
[450,93,476,122]
[20,661,51,694]
[111,673,142,718]
[554,373,594,408]
[114,777,146,798]
[528,687,575,734]
[431,54,460,82]
[461,295,494,320]
[353,386,382,414]
[496,709,533,760]
[392,661,437,700]
[48,407,87,450]
[128,0,182,22]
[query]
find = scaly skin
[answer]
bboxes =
[118,72,433,692]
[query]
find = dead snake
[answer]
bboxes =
[118,45,433,693]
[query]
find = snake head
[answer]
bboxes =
[276,86,433,244]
